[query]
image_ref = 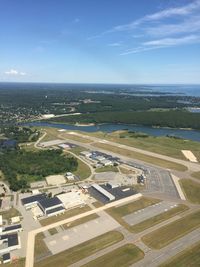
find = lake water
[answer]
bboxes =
[26,121,200,142]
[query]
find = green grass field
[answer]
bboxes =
[142,211,200,249]
[191,171,200,180]
[34,233,50,258]
[63,213,98,230]
[40,205,91,226]
[83,244,144,267]
[79,130,200,161]
[0,207,21,221]
[73,158,91,179]
[93,142,187,171]
[180,179,200,204]
[95,165,118,173]
[1,259,25,267]
[131,204,189,233]
[107,197,161,232]
[159,241,200,267]
[111,197,161,216]
[34,231,124,267]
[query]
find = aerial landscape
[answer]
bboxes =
[0,0,200,267]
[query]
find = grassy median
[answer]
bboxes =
[83,244,144,267]
[180,179,200,204]
[191,171,200,180]
[131,204,189,233]
[142,210,200,249]
[40,205,91,226]
[93,142,187,171]
[34,231,124,267]
[160,241,200,267]
[107,197,160,232]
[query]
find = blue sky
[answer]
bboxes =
[0,0,200,84]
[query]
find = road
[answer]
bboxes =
[59,132,200,172]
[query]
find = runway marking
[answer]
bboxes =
[172,243,183,250]
[152,254,164,262]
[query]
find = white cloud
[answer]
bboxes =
[146,16,200,37]
[143,35,200,46]
[112,0,200,32]
[121,35,200,55]
[4,69,27,76]
[108,42,122,47]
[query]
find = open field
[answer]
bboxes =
[73,158,91,179]
[63,213,99,229]
[61,133,92,143]
[93,142,187,171]
[34,231,124,267]
[95,166,118,173]
[83,244,144,267]
[142,211,200,249]
[107,197,160,232]
[160,241,200,267]
[119,167,135,174]
[69,146,88,155]
[34,233,49,257]
[110,197,161,217]
[48,228,58,235]
[180,179,200,204]
[40,206,91,226]
[191,171,200,180]
[0,207,21,221]
[131,204,189,233]
[77,130,200,161]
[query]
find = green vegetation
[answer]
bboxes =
[180,179,200,204]
[142,211,200,249]
[35,231,124,267]
[61,132,92,143]
[0,149,77,191]
[49,110,200,130]
[40,206,91,226]
[0,259,25,267]
[1,126,40,143]
[63,213,98,229]
[160,241,200,267]
[115,130,200,160]
[34,233,50,258]
[48,228,58,235]
[95,165,118,173]
[111,197,160,216]
[191,171,200,180]
[131,204,189,233]
[83,244,144,267]
[107,197,161,232]
[0,207,21,221]
[73,158,91,179]
[93,142,187,171]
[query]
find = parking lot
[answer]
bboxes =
[44,211,120,255]
[125,161,179,198]
[123,201,178,226]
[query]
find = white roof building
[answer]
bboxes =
[101,159,113,166]
[57,191,85,210]
[80,151,92,158]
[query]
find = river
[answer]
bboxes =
[26,122,200,142]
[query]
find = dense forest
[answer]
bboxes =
[1,126,40,143]
[0,149,78,191]
[48,110,200,130]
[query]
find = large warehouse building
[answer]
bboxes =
[91,184,115,201]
